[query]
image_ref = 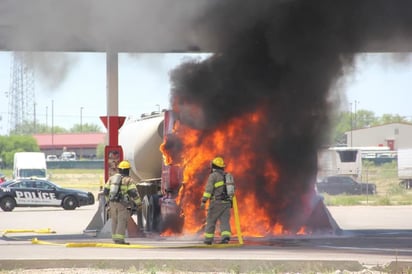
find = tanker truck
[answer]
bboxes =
[118,110,184,233]
[86,110,339,236]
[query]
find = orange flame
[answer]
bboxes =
[161,109,309,236]
[160,143,171,165]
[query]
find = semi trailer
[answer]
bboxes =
[119,110,184,233]
[86,110,184,235]
[398,148,412,189]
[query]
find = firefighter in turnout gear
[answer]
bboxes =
[104,160,141,244]
[201,156,232,245]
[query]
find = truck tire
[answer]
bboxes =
[150,194,161,232]
[0,196,16,211]
[406,180,412,189]
[399,180,412,189]
[141,195,153,232]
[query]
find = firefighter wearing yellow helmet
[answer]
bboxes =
[104,160,141,244]
[200,156,233,245]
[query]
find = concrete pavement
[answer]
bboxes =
[1,204,412,273]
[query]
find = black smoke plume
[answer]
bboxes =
[168,0,412,232]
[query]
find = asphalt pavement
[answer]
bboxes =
[1,203,412,273]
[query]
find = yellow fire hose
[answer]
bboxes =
[6,195,243,248]
[31,237,64,246]
[2,228,55,237]
[31,239,242,249]
[232,195,244,245]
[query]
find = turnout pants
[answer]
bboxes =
[204,200,232,241]
[109,201,129,243]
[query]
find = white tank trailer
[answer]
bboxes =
[119,114,164,182]
[119,111,183,233]
[85,110,183,235]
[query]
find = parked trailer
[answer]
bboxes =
[317,147,362,180]
[398,148,412,189]
[317,146,391,181]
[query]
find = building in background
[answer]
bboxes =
[345,123,412,151]
[33,133,106,159]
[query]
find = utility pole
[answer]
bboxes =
[350,102,353,147]
[45,106,48,128]
[33,102,36,133]
[354,100,359,130]
[80,106,84,132]
[51,100,54,155]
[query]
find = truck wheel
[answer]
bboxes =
[141,195,153,232]
[149,194,160,232]
[0,197,16,211]
[399,180,411,189]
[62,196,77,210]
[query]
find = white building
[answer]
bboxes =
[345,123,412,150]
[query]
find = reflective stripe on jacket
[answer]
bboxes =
[202,169,227,201]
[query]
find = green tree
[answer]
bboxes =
[8,120,102,135]
[378,114,409,125]
[332,109,378,145]
[0,135,39,168]
[10,120,68,135]
[331,111,351,145]
[353,110,377,129]
[96,143,105,159]
[70,123,103,133]
[330,109,412,146]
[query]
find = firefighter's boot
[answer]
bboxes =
[220,237,230,244]
[114,239,130,245]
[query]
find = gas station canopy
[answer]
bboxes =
[1,0,412,53]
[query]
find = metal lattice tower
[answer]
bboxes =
[8,52,35,134]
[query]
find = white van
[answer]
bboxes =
[13,152,48,179]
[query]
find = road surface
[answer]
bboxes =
[1,204,411,273]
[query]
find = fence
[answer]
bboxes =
[46,160,104,169]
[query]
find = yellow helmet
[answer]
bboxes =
[212,156,225,168]
[118,160,131,169]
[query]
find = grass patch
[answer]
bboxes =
[0,168,104,194]
[49,169,104,194]
[322,194,376,206]
[321,192,412,206]
[48,168,104,175]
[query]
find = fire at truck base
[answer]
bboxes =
[85,111,340,240]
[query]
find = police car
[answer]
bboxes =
[0,178,95,211]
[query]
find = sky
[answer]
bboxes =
[0,52,209,135]
[1,51,412,135]
[343,53,412,117]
